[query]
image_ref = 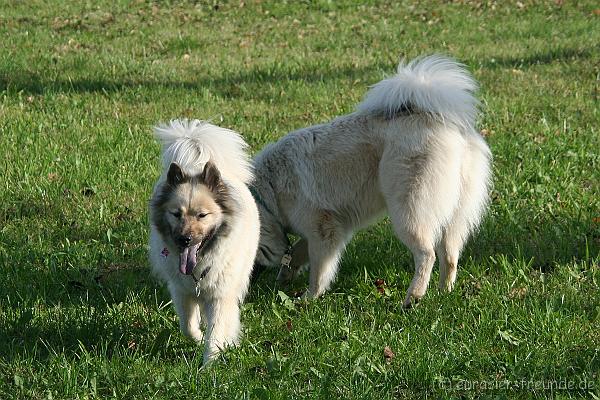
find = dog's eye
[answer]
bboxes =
[170,211,182,219]
[197,212,208,219]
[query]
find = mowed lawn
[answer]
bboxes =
[1,1,598,398]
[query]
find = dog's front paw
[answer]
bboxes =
[438,271,457,293]
[402,286,427,309]
[202,347,218,366]
[438,279,456,293]
[402,293,421,309]
[202,340,232,366]
[182,327,204,343]
[304,286,325,299]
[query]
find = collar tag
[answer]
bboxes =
[280,247,293,268]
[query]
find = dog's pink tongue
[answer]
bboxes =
[178,244,201,275]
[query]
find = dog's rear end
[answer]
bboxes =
[357,56,492,307]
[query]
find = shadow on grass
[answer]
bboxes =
[313,205,597,294]
[479,46,593,69]
[1,46,593,101]
[0,59,390,101]
[0,259,178,362]
[0,254,282,364]
[0,192,165,361]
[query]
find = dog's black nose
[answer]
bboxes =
[178,234,193,247]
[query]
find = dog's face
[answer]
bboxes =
[151,162,231,275]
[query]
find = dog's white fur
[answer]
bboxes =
[153,119,254,184]
[252,55,492,307]
[149,120,259,363]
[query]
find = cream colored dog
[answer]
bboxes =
[251,55,492,307]
[149,120,259,364]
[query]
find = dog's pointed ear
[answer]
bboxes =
[167,162,186,186]
[201,161,221,190]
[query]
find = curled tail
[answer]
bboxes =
[153,119,253,184]
[356,55,479,131]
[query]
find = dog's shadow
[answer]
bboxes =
[0,191,186,362]
[260,203,597,297]
[0,256,188,362]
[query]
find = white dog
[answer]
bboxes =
[251,55,492,307]
[149,120,260,363]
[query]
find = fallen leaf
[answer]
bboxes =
[383,346,395,362]
[374,278,386,294]
[508,287,527,299]
[116,207,132,221]
[95,263,130,284]
[593,9,600,16]
[285,319,293,332]
[132,321,143,329]
[464,280,482,298]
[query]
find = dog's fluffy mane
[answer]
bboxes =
[154,119,253,184]
[356,55,479,131]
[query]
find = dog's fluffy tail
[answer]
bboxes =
[154,119,253,184]
[356,55,478,131]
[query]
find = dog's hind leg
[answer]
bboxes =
[436,210,476,293]
[437,135,492,292]
[387,209,438,309]
[435,229,461,292]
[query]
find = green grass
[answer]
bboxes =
[1,0,599,398]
